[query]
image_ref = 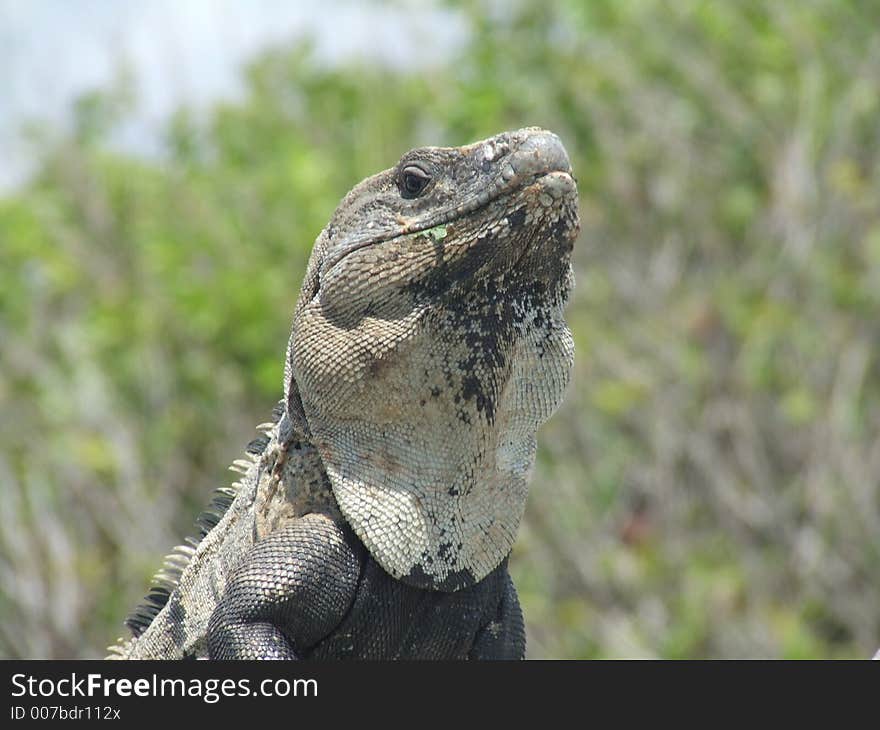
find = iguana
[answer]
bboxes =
[108,127,579,660]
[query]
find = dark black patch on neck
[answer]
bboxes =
[442,276,523,424]
[407,229,497,302]
[403,562,479,593]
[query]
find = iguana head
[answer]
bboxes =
[284,127,578,590]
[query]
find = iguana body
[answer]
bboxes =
[109,127,578,660]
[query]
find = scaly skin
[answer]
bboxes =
[109,127,578,660]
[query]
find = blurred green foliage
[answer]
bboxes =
[2,0,880,658]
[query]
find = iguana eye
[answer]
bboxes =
[399,165,431,198]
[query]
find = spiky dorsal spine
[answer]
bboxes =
[108,403,282,651]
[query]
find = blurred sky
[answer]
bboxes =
[0,0,464,191]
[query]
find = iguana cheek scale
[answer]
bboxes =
[109,127,579,660]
